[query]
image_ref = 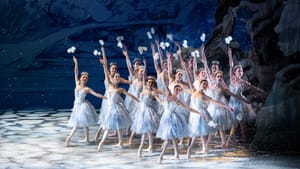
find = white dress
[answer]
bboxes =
[124,82,143,121]
[98,80,109,124]
[156,100,189,140]
[229,83,255,124]
[207,87,232,130]
[100,90,132,130]
[131,92,161,134]
[68,88,98,127]
[188,94,215,137]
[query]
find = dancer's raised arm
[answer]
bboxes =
[72,56,79,85]
[151,42,161,74]
[122,45,134,78]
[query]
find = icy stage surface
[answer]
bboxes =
[0,108,299,169]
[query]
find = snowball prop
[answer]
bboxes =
[225,36,233,44]
[191,50,200,58]
[146,32,152,39]
[166,34,173,41]
[116,36,124,42]
[138,46,148,55]
[160,42,166,50]
[99,39,104,46]
[117,41,123,49]
[153,52,159,60]
[67,46,76,54]
[236,113,242,121]
[151,27,155,34]
[208,121,217,128]
[182,40,188,48]
[200,33,206,42]
[116,36,124,49]
[173,53,178,60]
[93,49,101,56]
[159,42,170,50]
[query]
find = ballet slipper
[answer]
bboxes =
[187,148,192,159]
[97,142,103,152]
[137,148,142,158]
[65,136,71,147]
[215,143,225,148]
[112,143,123,148]
[170,155,179,160]
[128,136,134,145]
[143,147,153,153]
[158,156,163,164]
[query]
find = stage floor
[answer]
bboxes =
[0,108,299,169]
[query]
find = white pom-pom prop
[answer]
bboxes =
[153,52,159,60]
[116,36,124,42]
[117,41,123,49]
[208,121,217,128]
[200,33,206,42]
[93,49,98,56]
[173,53,178,60]
[195,50,200,58]
[151,27,155,34]
[67,46,76,54]
[165,42,170,48]
[71,46,76,53]
[166,34,173,41]
[93,49,101,56]
[191,51,195,57]
[146,32,152,39]
[160,42,166,50]
[225,36,233,44]
[99,39,104,46]
[182,40,188,48]
[236,113,243,121]
[138,46,147,55]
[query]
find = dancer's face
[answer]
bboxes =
[80,74,88,84]
[215,73,223,82]
[199,70,207,79]
[138,68,144,76]
[235,67,243,78]
[147,79,155,88]
[176,72,183,80]
[162,61,168,70]
[211,64,219,73]
[134,61,141,70]
[113,73,120,84]
[200,81,208,90]
[110,65,118,74]
[174,86,182,94]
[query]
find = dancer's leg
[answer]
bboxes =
[65,127,78,147]
[187,137,196,159]
[98,129,109,152]
[158,140,169,164]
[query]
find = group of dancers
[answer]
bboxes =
[64,39,267,164]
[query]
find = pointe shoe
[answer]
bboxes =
[112,143,123,148]
[143,147,153,153]
[187,148,191,159]
[65,137,71,147]
[196,149,208,154]
[97,143,103,152]
[158,156,163,164]
[170,155,179,160]
[215,143,225,148]
[225,138,235,148]
[137,148,142,158]
[128,137,133,145]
